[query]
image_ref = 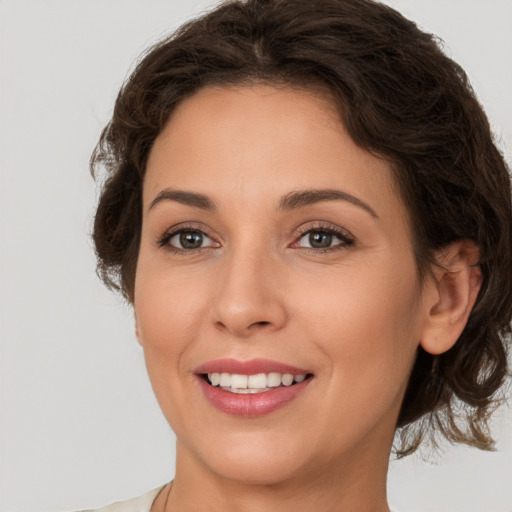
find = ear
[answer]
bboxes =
[420,240,482,355]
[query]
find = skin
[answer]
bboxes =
[134,85,481,512]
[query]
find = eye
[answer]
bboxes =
[301,231,337,249]
[291,226,355,251]
[160,228,219,251]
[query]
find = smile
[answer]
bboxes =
[195,358,314,417]
[206,372,307,393]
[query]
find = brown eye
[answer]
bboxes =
[308,232,333,248]
[292,227,355,251]
[168,230,216,250]
[298,230,340,249]
[180,231,203,249]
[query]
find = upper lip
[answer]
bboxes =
[194,358,311,375]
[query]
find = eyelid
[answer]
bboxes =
[295,221,354,239]
[155,220,355,253]
[156,222,221,251]
[290,221,356,250]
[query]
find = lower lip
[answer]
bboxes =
[197,376,312,417]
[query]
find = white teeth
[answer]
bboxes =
[248,373,267,389]
[230,374,248,389]
[219,372,231,387]
[281,373,294,386]
[206,371,308,392]
[267,372,282,387]
[227,387,271,394]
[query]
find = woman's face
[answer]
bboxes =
[135,85,431,485]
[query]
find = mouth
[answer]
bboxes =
[201,371,313,394]
[195,359,314,417]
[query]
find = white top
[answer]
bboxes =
[79,486,166,512]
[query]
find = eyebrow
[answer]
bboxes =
[148,189,216,212]
[278,189,378,218]
[148,187,377,218]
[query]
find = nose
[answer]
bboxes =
[210,248,287,338]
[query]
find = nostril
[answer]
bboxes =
[250,321,271,328]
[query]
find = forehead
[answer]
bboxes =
[145,84,404,223]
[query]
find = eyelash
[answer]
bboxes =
[292,223,356,253]
[157,222,355,254]
[157,224,216,254]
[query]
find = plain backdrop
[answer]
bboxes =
[1,1,511,511]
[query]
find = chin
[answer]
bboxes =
[191,432,312,486]
[206,456,305,486]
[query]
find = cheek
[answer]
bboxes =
[135,261,207,348]
[133,259,213,412]
[290,257,422,455]
[133,263,212,439]
[300,254,422,399]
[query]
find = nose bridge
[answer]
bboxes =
[211,237,286,337]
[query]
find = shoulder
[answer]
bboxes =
[77,486,166,512]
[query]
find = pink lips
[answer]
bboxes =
[195,358,309,376]
[195,358,313,417]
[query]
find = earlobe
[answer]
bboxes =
[420,241,482,355]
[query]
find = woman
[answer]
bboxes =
[87,0,512,510]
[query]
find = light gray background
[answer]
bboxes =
[1,1,511,511]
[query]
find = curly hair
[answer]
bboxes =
[91,0,512,456]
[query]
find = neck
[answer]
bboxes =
[162,438,392,512]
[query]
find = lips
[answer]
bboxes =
[195,358,313,417]
[195,358,310,375]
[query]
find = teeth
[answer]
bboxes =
[248,373,267,389]
[267,372,282,387]
[219,372,231,387]
[206,372,308,392]
[281,373,294,386]
[230,374,248,389]
[226,387,271,394]
[208,373,220,386]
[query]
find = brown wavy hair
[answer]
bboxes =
[91,0,512,456]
